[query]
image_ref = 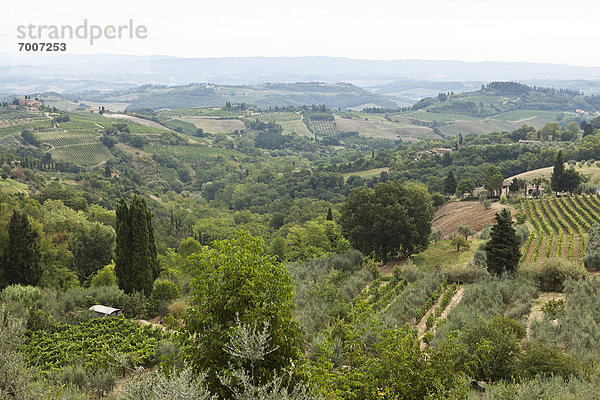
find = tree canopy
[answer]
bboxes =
[180,231,302,395]
[340,181,434,261]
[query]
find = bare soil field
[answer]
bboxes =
[432,201,515,236]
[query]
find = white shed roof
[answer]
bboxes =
[88,305,122,315]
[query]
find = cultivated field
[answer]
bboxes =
[520,194,600,263]
[175,116,245,134]
[432,200,513,237]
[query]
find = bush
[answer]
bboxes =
[459,315,525,382]
[519,258,586,291]
[1,284,43,304]
[518,341,579,379]
[514,224,530,245]
[123,291,148,319]
[442,262,488,284]
[89,263,117,287]
[541,298,566,319]
[150,279,179,317]
[168,299,188,319]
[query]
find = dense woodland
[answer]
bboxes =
[4,88,600,399]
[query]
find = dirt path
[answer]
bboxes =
[525,292,565,339]
[419,286,466,349]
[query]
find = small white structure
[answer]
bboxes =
[89,305,123,318]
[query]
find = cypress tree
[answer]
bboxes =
[551,150,565,193]
[444,171,457,195]
[1,211,41,287]
[485,208,521,275]
[115,196,159,296]
[326,207,333,221]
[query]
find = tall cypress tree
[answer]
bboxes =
[444,171,457,195]
[1,211,41,287]
[485,208,521,275]
[115,196,160,296]
[551,150,565,193]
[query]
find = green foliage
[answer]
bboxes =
[518,258,586,291]
[437,276,538,340]
[541,299,566,319]
[89,262,117,287]
[22,317,164,373]
[518,341,579,379]
[180,231,302,394]
[444,171,457,195]
[115,196,160,296]
[340,181,434,261]
[149,279,179,317]
[584,223,600,269]
[456,178,475,196]
[119,367,215,400]
[530,278,600,364]
[459,315,525,382]
[485,208,521,275]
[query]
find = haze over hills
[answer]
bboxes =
[4,54,600,104]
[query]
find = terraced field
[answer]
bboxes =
[521,194,600,263]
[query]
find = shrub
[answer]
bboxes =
[459,315,525,382]
[519,258,586,291]
[541,298,566,319]
[150,279,179,317]
[89,263,117,287]
[518,341,579,379]
[514,224,530,245]
[168,299,188,319]
[123,291,148,319]
[442,262,488,284]
[0,284,43,304]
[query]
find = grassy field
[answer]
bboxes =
[342,167,390,182]
[0,178,28,194]
[411,239,483,267]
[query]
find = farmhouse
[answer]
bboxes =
[88,305,123,318]
[435,147,453,155]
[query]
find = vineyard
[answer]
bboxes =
[23,317,165,373]
[520,194,600,263]
[50,142,113,166]
[36,132,113,166]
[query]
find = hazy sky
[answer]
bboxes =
[2,0,599,66]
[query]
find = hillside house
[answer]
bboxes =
[435,147,453,155]
[414,150,434,161]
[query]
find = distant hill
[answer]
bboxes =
[37,82,398,111]
[3,54,600,102]
[412,81,599,116]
